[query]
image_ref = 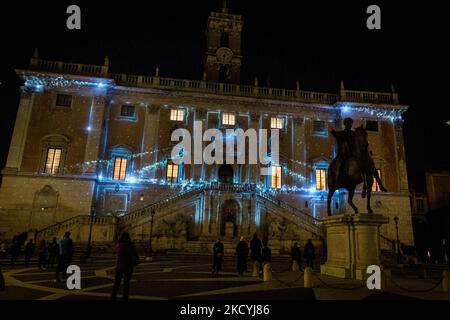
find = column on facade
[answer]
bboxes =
[248,112,260,184]
[191,108,206,182]
[144,104,161,180]
[4,92,34,173]
[83,96,106,175]
[210,191,221,236]
[393,120,409,193]
[292,116,306,184]
[200,191,211,237]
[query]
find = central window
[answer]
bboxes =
[271,117,284,129]
[170,109,184,121]
[315,168,327,191]
[56,94,72,108]
[44,148,62,174]
[222,113,235,126]
[166,163,179,183]
[312,120,327,136]
[120,105,135,118]
[271,166,282,189]
[113,157,127,181]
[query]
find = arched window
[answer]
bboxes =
[40,134,70,175]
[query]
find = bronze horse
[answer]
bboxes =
[327,126,387,216]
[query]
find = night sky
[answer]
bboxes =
[1,1,449,191]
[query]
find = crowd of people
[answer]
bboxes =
[1,231,316,300]
[212,234,315,276]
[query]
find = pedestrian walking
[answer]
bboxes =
[261,241,271,265]
[111,232,140,301]
[291,242,302,271]
[47,237,59,269]
[24,239,35,267]
[10,238,20,265]
[304,239,315,269]
[38,240,47,269]
[236,236,249,276]
[212,238,224,276]
[56,232,74,282]
[250,233,263,274]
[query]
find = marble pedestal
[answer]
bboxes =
[320,213,389,280]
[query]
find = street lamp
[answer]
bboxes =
[394,216,401,264]
[86,204,96,260]
[146,209,156,261]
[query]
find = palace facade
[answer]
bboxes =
[0,7,413,253]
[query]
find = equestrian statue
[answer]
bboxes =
[327,117,387,216]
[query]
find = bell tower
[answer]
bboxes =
[203,0,243,84]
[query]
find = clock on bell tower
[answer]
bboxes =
[203,0,243,84]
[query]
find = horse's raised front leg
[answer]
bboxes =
[348,187,358,214]
[327,189,334,216]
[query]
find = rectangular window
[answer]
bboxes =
[372,169,382,192]
[166,163,179,183]
[417,199,424,211]
[315,168,327,191]
[44,148,62,174]
[55,94,72,107]
[271,166,282,189]
[366,120,379,132]
[120,105,135,118]
[271,117,284,129]
[170,109,185,121]
[222,113,235,126]
[113,158,127,181]
[312,120,327,136]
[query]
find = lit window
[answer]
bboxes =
[372,169,382,192]
[315,168,327,191]
[271,117,284,129]
[312,120,327,136]
[44,148,62,174]
[222,113,235,126]
[55,94,72,107]
[166,163,179,183]
[271,166,282,189]
[113,158,127,181]
[120,105,135,118]
[170,109,184,121]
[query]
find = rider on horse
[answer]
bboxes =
[331,117,355,183]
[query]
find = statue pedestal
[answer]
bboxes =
[320,213,389,280]
[225,222,234,239]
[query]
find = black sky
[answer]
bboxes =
[1,0,449,191]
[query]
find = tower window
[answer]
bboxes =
[372,169,382,192]
[166,163,179,183]
[120,105,135,118]
[220,32,229,48]
[312,120,327,136]
[170,109,185,121]
[366,120,379,132]
[222,113,235,126]
[55,94,72,107]
[315,168,327,191]
[271,117,284,129]
[271,166,282,189]
[416,199,424,211]
[44,148,62,174]
[113,158,127,181]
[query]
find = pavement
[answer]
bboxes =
[1,254,449,300]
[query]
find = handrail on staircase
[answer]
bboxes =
[120,186,205,224]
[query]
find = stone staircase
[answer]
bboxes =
[257,191,325,240]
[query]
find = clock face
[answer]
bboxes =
[216,47,233,64]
